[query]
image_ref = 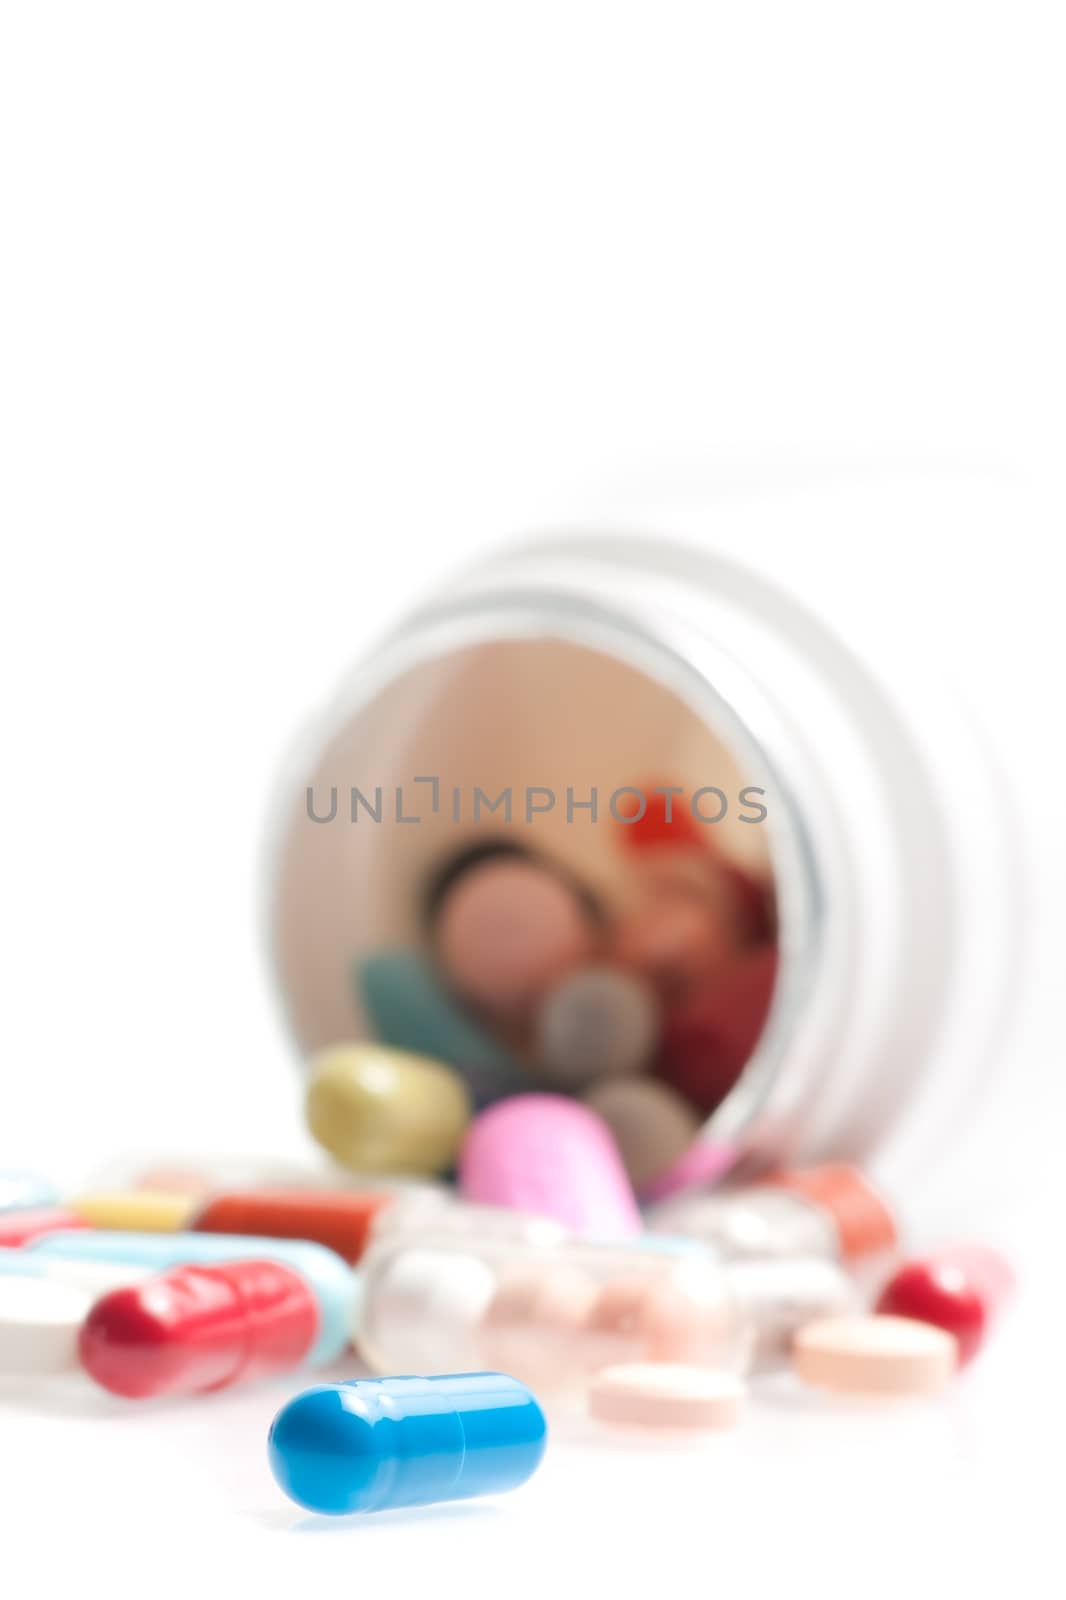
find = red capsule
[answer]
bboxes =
[614,784,707,851]
[875,1245,1015,1366]
[0,1208,88,1247]
[194,1189,393,1264]
[78,1260,320,1398]
[655,945,778,1114]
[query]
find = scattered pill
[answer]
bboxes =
[356,1246,499,1372]
[356,949,535,1106]
[267,1372,548,1516]
[583,1272,712,1365]
[194,1189,393,1264]
[875,1245,1015,1366]
[459,1094,642,1238]
[480,1265,600,1383]
[435,855,594,1018]
[0,1171,58,1213]
[79,1260,321,1398]
[582,1076,700,1193]
[0,1208,88,1248]
[71,1192,199,1232]
[792,1314,957,1396]
[305,1042,472,1177]
[0,1274,94,1376]
[655,945,778,1114]
[0,1245,155,1295]
[535,966,660,1088]
[763,1164,897,1260]
[649,1164,896,1264]
[30,1230,356,1364]
[588,1363,747,1431]
[357,1232,756,1389]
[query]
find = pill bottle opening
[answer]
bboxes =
[269,599,818,1192]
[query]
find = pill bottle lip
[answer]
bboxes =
[264,576,823,1175]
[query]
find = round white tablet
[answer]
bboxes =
[588,1362,747,1429]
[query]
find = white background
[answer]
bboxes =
[0,5,1063,1597]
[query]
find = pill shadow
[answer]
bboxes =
[554,1417,724,1453]
[0,1377,143,1419]
[752,1373,961,1419]
[249,1502,505,1534]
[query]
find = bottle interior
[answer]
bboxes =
[271,635,781,1191]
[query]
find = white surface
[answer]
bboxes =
[1,3,1064,1597]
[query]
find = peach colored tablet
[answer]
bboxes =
[436,857,593,1017]
[588,1363,747,1429]
[792,1314,957,1395]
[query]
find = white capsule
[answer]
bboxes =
[534,967,660,1089]
[356,1246,498,1373]
[0,1275,94,1376]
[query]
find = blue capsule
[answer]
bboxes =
[268,1372,548,1516]
[29,1230,357,1364]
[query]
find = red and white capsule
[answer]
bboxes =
[78,1259,320,1398]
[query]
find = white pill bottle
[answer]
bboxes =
[266,480,1026,1199]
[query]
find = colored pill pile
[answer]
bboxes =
[0,798,1013,1519]
[0,1156,1013,1518]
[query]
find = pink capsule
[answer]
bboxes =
[458,1094,642,1238]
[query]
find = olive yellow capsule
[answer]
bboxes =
[71,1192,199,1231]
[306,1044,472,1177]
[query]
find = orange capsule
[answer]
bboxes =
[194,1189,395,1265]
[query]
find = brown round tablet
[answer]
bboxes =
[588,1363,747,1430]
[582,1076,699,1192]
[435,857,594,1017]
[792,1313,958,1396]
